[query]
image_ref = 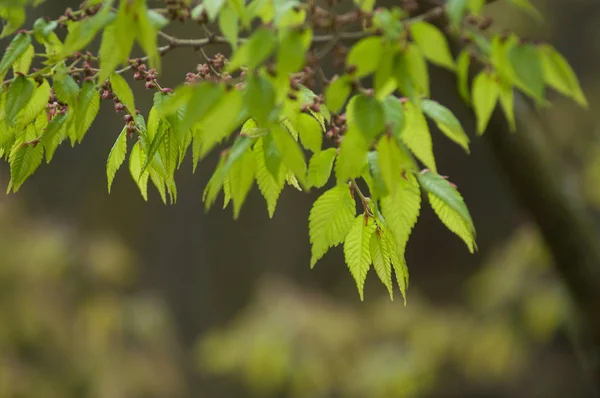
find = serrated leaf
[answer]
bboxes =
[308,147,336,188]
[181,82,225,132]
[344,215,375,301]
[393,44,429,100]
[381,173,421,257]
[134,4,161,70]
[410,21,455,71]
[0,32,31,80]
[129,140,149,200]
[271,123,307,188]
[382,95,405,138]
[374,44,396,99]
[254,137,286,217]
[226,28,276,72]
[53,68,79,105]
[277,28,306,77]
[335,125,369,183]
[75,81,100,142]
[539,45,587,107]
[18,78,50,128]
[509,43,544,102]
[297,113,322,153]
[401,101,436,172]
[418,170,476,252]
[499,81,516,132]
[245,75,276,125]
[229,148,256,219]
[8,141,43,193]
[456,50,471,104]
[325,75,351,114]
[370,228,393,300]
[107,126,128,192]
[383,225,409,304]
[12,43,33,74]
[348,94,385,141]
[421,99,470,153]
[0,6,25,38]
[41,112,68,162]
[110,73,135,114]
[472,71,500,134]
[218,4,239,50]
[309,185,356,268]
[98,22,133,82]
[376,135,416,195]
[5,75,34,125]
[60,9,113,58]
[346,36,383,78]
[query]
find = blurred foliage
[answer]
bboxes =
[197,225,572,398]
[0,201,186,398]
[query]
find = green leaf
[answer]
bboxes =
[181,82,225,132]
[41,113,68,162]
[348,94,385,141]
[446,0,467,30]
[129,140,150,200]
[229,148,256,219]
[325,75,352,114]
[384,224,409,304]
[382,95,405,138]
[335,126,369,183]
[0,32,31,80]
[456,50,471,104]
[107,126,128,192]
[499,81,516,132]
[346,36,383,78]
[277,29,306,76]
[271,124,307,188]
[307,147,336,188]
[344,215,376,301]
[509,43,545,102]
[8,142,43,193]
[309,185,356,268]
[370,228,393,300]
[218,4,239,50]
[376,135,416,194]
[52,68,79,105]
[98,22,134,82]
[5,76,34,125]
[0,6,25,38]
[226,28,277,72]
[110,73,136,114]
[468,0,485,14]
[410,21,455,70]
[393,44,430,100]
[18,78,50,129]
[374,44,397,99]
[421,99,470,153]
[12,43,33,74]
[245,75,276,125]
[418,170,476,252]
[401,101,436,172]
[472,71,500,134]
[133,4,161,70]
[61,9,113,58]
[204,0,226,21]
[254,137,286,217]
[75,81,100,142]
[539,45,587,107]
[381,172,421,257]
[297,113,322,153]
[509,0,543,21]
[261,129,282,177]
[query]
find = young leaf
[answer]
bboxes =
[335,126,369,183]
[309,185,356,268]
[134,4,161,70]
[0,6,25,39]
[376,135,416,194]
[401,101,437,172]
[8,142,44,193]
[374,44,397,99]
[5,76,34,125]
[219,5,239,50]
[348,94,385,141]
[181,82,225,132]
[245,75,276,125]
[421,99,470,153]
[346,36,384,78]
[499,81,516,132]
[509,43,544,102]
[472,71,500,134]
[229,149,256,219]
[271,124,307,188]
[254,137,286,217]
[539,44,587,107]
[12,43,34,74]
[204,0,226,21]
[382,95,405,138]
[456,50,471,104]
[99,23,134,82]
[107,126,128,192]
[75,81,100,142]
[446,0,468,30]
[344,215,376,301]
[0,32,31,80]
[509,0,543,21]
[410,21,455,71]
[41,113,69,162]
[18,79,50,128]
[53,70,80,105]
[418,170,476,252]
[129,141,150,200]
[370,228,393,300]
[226,28,277,72]
[110,73,136,114]
[384,225,409,304]
[297,113,322,153]
[277,29,306,77]
[308,147,337,188]
[325,75,352,114]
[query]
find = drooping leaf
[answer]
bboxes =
[499,81,516,132]
[539,44,587,107]
[421,99,470,153]
[110,73,136,114]
[75,81,100,142]
[98,22,134,82]
[229,148,256,219]
[418,170,476,252]
[5,75,34,125]
[410,21,455,71]
[382,95,405,138]
[12,42,34,74]
[0,32,31,80]
[376,135,416,194]
[297,113,322,153]
[325,75,352,114]
[17,78,50,129]
[309,185,356,268]
[401,101,436,172]
[41,112,68,162]
[370,227,393,300]
[254,137,286,217]
[446,0,468,30]
[271,124,307,188]
[0,6,25,39]
[456,50,471,104]
[129,140,150,200]
[219,4,239,50]
[107,126,128,192]
[226,28,277,72]
[348,94,385,141]
[509,43,545,102]
[277,28,307,77]
[8,141,43,193]
[344,215,376,301]
[346,36,384,78]
[245,75,276,125]
[335,125,369,183]
[308,147,337,188]
[472,70,500,134]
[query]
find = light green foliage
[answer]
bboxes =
[0,0,587,301]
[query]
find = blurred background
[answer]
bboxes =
[1,0,599,396]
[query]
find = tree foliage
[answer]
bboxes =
[0,0,587,300]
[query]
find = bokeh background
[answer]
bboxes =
[1,0,599,397]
